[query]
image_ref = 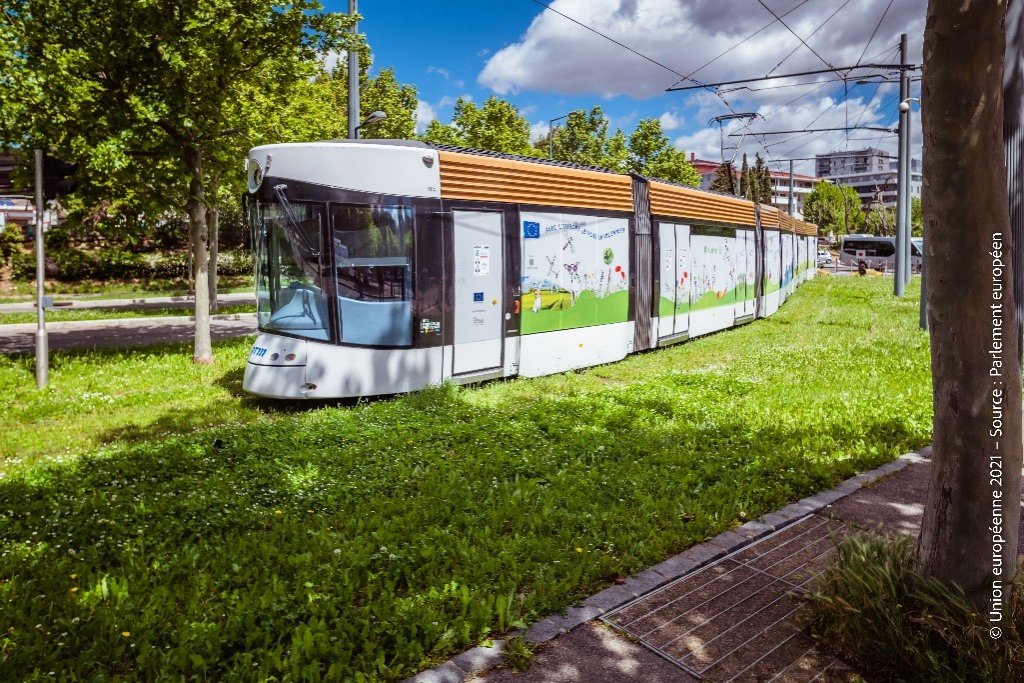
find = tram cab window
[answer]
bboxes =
[332,205,414,347]
[253,200,330,341]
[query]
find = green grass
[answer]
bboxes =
[0,275,254,304]
[0,276,933,680]
[0,303,254,326]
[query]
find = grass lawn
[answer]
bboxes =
[0,303,254,326]
[0,275,254,304]
[0,276,932,680]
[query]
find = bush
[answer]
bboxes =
[800,533,1023,682]
[0,223,25,265]
[10,247,251,281]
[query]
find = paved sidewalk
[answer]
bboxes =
[0,291,254,314]
[0,313,256,353]
[408,448,1023,683]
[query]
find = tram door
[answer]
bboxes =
[452,210,505,375]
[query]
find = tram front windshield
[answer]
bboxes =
[252,197,414,346]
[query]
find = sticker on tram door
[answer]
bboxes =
[473,292,484,302]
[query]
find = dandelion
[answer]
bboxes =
[121,631,131,638]
[69,587,78,593]
[274,509,283,516]
[575,547,583,553]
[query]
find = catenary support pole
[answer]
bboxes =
[894,33,909,297]
[34,148,48,389]
[347,0,359,139]
[788,160,795,216]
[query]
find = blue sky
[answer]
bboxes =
[324,1,925,176]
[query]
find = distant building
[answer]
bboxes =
[0,154,36,230]
[690,154,821,220]
[815,148,921,209]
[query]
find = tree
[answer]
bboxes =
[709,163,737,195]
[918,0,1020,610]
[803,181,865,237]
[911,196,924,237]
[754,154,773,206]
[550,106,616,168]
[3,0,352,363]
[864,203,895,236]
[739,154,752,200]
[626,118,699,186]
[421,96,538,157]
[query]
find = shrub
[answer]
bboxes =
[800,533,1023,682]
[10,247,250,281]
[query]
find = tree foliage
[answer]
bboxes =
[803,181,865,236]
[421,96,538,156]
[1,0,353,362]
[709,163,737,195]
[626,118,700,186]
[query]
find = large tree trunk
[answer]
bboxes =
[919,0,1021,612]
[207,202,219,313]
[184,145,213,364]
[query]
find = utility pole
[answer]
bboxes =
[34,149,48,389]
[894,33,910,296]
[787,159,795,216]
[347,0,359,140]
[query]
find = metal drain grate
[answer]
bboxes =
[602,514,858,682]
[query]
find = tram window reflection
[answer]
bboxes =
[333,205,414,346]
[253,200,330,341]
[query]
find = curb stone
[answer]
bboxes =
[403,446,932,683]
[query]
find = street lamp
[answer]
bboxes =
[354,111,387,139]
[548,110,581,159]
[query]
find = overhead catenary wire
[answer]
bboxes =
[754,0,836,71]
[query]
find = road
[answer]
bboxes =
[0,314,256,354]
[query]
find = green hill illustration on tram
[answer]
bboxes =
[521,289,629,334]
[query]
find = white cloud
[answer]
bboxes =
[438,94,474,109]
[427,66,452,80]
[659,111,684,130]
[415,100,436,134]
[530,120,551,142]
[479,0,925,101]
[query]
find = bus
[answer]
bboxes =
[840,234,922,272]
[243,139,818,399]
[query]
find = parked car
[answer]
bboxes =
[816,249,833,265]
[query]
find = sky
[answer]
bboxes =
[324,0,926,176]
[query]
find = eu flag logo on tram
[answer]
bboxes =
[523,221,540,238]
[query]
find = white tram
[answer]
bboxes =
[243,140,817,399]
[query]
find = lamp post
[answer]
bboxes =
[347,0,360,140]
[354,110,387,139]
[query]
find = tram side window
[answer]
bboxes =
[254,200,330,341]
[333,205,414,346]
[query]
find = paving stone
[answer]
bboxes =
[704,529,749,553]
[646,553,700,581]
[524,617,565,644]
[581,584,636,613]
[736,520,774,539]
[449,642,504,676]
[677,542,726,566]
[628,567,673,592]
[406,662,466,683]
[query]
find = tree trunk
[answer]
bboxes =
[184,145,214,364]
[207,202,219,313]
[919,0,1020,612]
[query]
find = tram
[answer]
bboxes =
[243,140,817,399]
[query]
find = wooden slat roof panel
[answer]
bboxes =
[649,181,756,226]
[438,151,634,212]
